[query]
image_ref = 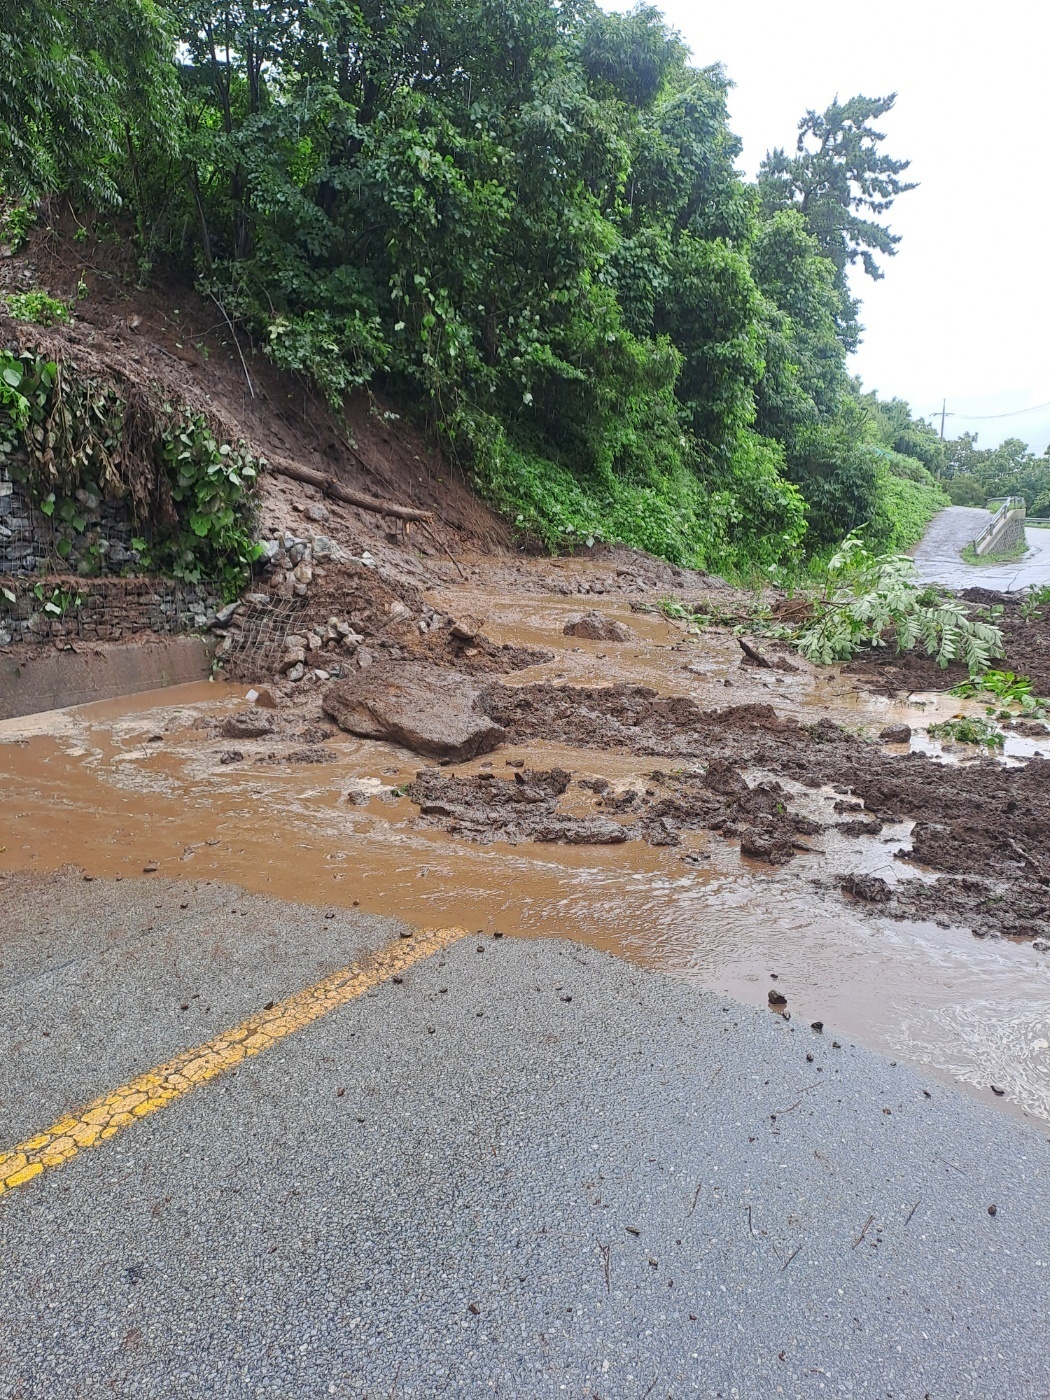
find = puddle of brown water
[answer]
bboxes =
[1,678,1048,1128]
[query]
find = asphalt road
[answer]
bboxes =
[913,506,1050,591]
[1,872,1048,1398]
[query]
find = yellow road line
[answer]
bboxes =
[0,925,468,1199]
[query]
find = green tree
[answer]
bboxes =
[0,0,177,207]
[862,392,945,474]
[758,94,915,350]
[942,434,1050,511]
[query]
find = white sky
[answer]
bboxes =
[602,0,1050,453]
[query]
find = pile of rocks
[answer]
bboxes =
[210,575,453,686]
[279,617,366,683]
[255,528,361,597]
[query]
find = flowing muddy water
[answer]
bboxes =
[2,589,1049,1126]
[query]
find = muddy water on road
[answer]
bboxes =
[2,596,1049,1126]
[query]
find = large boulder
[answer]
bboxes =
[563,611,633,642]
[322,663,504,762]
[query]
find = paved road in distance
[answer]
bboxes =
[913,505,1050,591]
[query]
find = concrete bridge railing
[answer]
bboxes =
[973,496,1027,556]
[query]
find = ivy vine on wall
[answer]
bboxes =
[0,348,262,597]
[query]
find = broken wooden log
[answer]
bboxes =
[738,637,773,668]
[270,456,433,523]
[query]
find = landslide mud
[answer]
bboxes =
[474,680,1050,941]
[2,571,1050,1127]
[408,758,821,864]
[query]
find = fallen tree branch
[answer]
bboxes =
[738,636,773,668]
[207,291,255,400]
[269,456,433,522]
[418,519,467,580]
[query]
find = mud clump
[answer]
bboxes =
[836,870,1050,941]
[483,681,803,757]
[408,766,628,845]
[323,663,505,762]
[563,611,634,642]
[407,761,819,862]
[836,817,884,836]
[422,624,551,675]
[281,747,332,765]
[840,873,892,904]
[220,711,276,740]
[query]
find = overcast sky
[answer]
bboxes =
[603,0,1050,453]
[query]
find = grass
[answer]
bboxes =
[960,538,1029,566]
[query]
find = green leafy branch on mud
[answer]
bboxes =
[1020,585,1050,623]
[654,538,1006,675]
[785,540,1004,670]
[949,669,1048,719]
[927,717,1005,749]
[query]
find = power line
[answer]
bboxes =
[925,400,1050,423]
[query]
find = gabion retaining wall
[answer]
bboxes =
[0,460,141,575]
[0,576,222,647]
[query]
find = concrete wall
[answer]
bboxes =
[0,636,214,719]
[974,502,1027,557]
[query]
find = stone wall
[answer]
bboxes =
[989,512,1026,554]
[0,460,141,575]
[0,576,222,647]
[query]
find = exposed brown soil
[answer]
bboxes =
[401,679,1050,941]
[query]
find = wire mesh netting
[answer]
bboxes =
[220,595,309,680]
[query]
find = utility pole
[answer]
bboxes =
[939,398,946,439]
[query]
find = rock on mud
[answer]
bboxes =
[840,873,892,904]
[879,724,912,744]
[220,711,276,740]
[563,611,633,642]
[322,664,505,762]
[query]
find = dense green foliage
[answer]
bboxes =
[941,434,1050,513]
[2,0,930,572]
[0,0,177,207]
[0,349,261,595]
